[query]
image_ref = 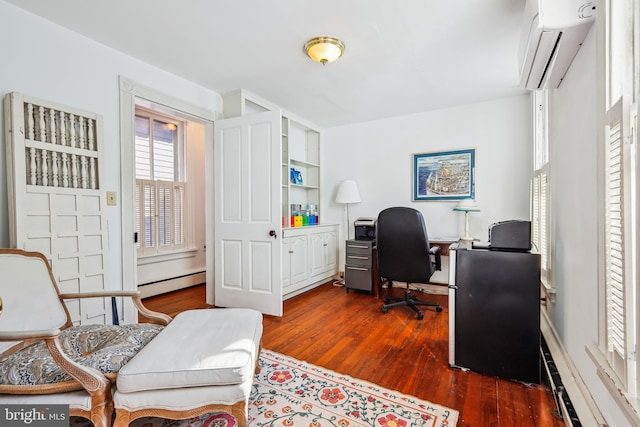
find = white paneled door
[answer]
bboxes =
[214,111,283,316]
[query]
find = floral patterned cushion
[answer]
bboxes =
[0,323,163,394]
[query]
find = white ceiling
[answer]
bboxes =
[6,0,528,127]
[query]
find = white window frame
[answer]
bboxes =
[134,108,189,256]
[532,90,552,292]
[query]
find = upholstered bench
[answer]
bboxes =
[113,308,263,427]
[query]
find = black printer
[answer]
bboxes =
[488,220,532,251]
[474,220,532,252]
[354,217,376,241]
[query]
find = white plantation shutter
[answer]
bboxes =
[173,183,185,246]
[137,179,156,254]
[606,114,624,355]
[532,170,549,280]
[532,91,550,283]
[541,171,548,273]
[158,181,172,247]
[604,98,635,389]
[533,174,540,245]
[135,181,141,249]
[136,179,186,255]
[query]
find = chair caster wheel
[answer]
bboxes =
[436,306,443,312]
[417,313,424,320]
[382,307,388,314]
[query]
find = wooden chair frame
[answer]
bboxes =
[0,249,172,427]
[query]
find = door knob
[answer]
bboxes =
[269,230,277,239]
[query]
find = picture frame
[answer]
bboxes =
[412,149,475,201]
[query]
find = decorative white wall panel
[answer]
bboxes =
[4,92,110,326]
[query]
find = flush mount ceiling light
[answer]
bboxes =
[304,36,345,65]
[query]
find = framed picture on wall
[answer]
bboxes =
[412,149,475,201]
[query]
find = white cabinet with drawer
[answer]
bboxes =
[282,224,339,298]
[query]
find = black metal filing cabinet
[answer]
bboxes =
[345,239,374,293]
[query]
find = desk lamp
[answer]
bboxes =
[335,180,361,240]
[453,199,480,243]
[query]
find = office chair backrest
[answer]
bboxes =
[377,207,435,284]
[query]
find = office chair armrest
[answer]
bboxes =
[429,246,442,271]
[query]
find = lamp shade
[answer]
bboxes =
[453,199,480,212]
[335,180,361,204]
[304,36,345,64]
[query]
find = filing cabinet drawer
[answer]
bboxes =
[345,241,373,257]
[345,264,373,292]
[346,253,371,267]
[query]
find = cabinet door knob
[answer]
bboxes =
[269,230,277,239]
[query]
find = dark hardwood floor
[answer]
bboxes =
[142,283,564,427]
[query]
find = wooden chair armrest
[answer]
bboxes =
[132,296,172,325]
[59,291,141,299]
[44,336,111,397]
[59,292,172,326]
[0,328,62,341]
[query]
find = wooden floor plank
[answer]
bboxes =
[142,282,564,427]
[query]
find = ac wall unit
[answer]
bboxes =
[518,0,595,90]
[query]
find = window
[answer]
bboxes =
[593,0,640,409]
[135,110,187,255]
[532,91,550,287]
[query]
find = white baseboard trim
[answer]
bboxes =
[284,276,336,300]
[384,255,449,296]
[388,281,448,295]
[541,309,607,426]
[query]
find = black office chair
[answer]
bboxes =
[377,207,443,320]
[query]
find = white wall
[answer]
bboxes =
[322,95,532,252]
[0,1,222,290]
[547,26,631,427]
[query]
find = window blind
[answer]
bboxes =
[604,99,631,388]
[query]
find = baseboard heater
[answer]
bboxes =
[541,335,581,426]
[139,271,205,287]
[138,271,206,298]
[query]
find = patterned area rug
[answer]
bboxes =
[71,349,458,427]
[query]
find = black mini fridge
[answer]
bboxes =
[448,246,541,384]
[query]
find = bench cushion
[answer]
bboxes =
[114,379,252,411]
[117,308,263,393]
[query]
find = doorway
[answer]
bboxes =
[134,105,207,298]
[118,77,216,323]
